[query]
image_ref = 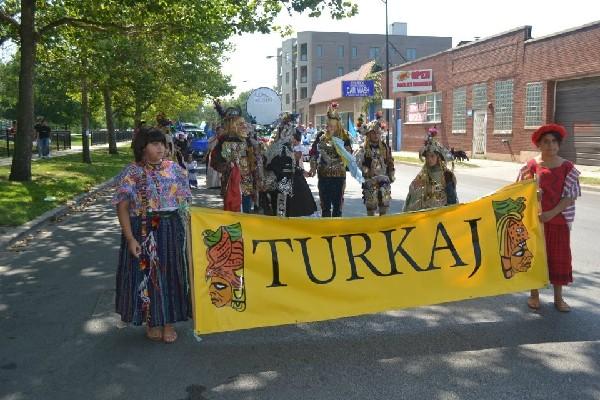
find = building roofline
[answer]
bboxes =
[526,19,600,44]
[295,30,451,40]
[309,61,375,105]
[388,25,532,72]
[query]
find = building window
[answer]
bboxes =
[369,47,380,59]
[315,67,322,82]
[300,87,307,99]
[352,46,358,58]
[316,45,323,57]
[406,48,417,60]
[300,66,307,84]
[452,87,467,134]
[316,115,327,129]
[472,83,487,110]
[494,79,514,133]
[285,72,289,84]
[284,52,291,64]
[337,66,344,76]
[406,92,442,123]
[525,82,543,128]
[337,45,344,58]
[286,94,290,105]
[300,43,307,61]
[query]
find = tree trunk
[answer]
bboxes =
[103,85,117,154]
[9,0,36,182]
[81,72,92,164]
[134,99,142,128]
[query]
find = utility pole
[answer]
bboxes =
[384,0,390,147]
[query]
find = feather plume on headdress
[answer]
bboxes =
[213,99,226,118]
[327,102,340,120]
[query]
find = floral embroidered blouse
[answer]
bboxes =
[112,160,192,216]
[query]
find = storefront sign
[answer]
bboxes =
[393,69,433,92]
[407,102,428,122]
[342,80,375,97]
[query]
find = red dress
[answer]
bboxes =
[522,159,579,285]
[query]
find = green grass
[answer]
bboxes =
[393,155,479,168]
[70,133,83,147]
[580,176,600,186]
[0,150,133,226]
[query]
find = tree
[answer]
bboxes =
[1,0,357,181]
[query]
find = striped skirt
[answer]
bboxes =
[544,222,573,286]
[116,211,192,327]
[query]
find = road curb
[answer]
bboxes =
[581,184,600,193]
[0,177,117,249]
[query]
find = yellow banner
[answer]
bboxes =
[190,180,548,335]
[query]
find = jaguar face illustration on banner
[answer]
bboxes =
[203,223,246,311]
[493,197,533,279]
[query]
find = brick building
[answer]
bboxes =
[385,21,600,165]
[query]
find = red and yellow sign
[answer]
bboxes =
[190,180,547,335]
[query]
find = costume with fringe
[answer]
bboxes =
[355,117,395,216]
[309,103,357,217]
[209,104,262,213]
[404,127,458,212]
[263,113,317,217]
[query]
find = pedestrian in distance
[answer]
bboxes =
[518,123,581,312]
[404,126,457,212]
[185,152,199,188]
[34,116,51,158]
[113,127,192,343]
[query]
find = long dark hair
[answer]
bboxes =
[132,127,166,162]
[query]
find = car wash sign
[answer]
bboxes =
[393,69,433,92]
[342,80,375,97]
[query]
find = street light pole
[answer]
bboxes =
[384,0,390,147]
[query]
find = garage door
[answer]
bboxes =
[555,76,600,166]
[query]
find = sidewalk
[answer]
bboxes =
[393,150,600,190]
[0,142,131,167]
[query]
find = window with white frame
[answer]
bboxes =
[494,79,513,133]
[472,83,487,110]
[452,87,467,133]
[406,92,442,123]
[525,82,543,128]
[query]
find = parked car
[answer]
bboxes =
[182,123,211,160]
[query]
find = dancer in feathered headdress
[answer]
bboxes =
[307,102,362,217]
[355,112,395,216]
[209,99,263,213]
[404,126,458,212]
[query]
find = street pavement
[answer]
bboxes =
[1,162,599,400]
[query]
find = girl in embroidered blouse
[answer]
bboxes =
[518,124,581,312]
[113,128,192,343]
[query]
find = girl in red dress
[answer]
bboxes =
[518,124,581,312]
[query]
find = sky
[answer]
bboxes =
[223,0,598,96]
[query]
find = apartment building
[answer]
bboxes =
[276,23,452,124]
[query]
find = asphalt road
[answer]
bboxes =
[1,163,599,400]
